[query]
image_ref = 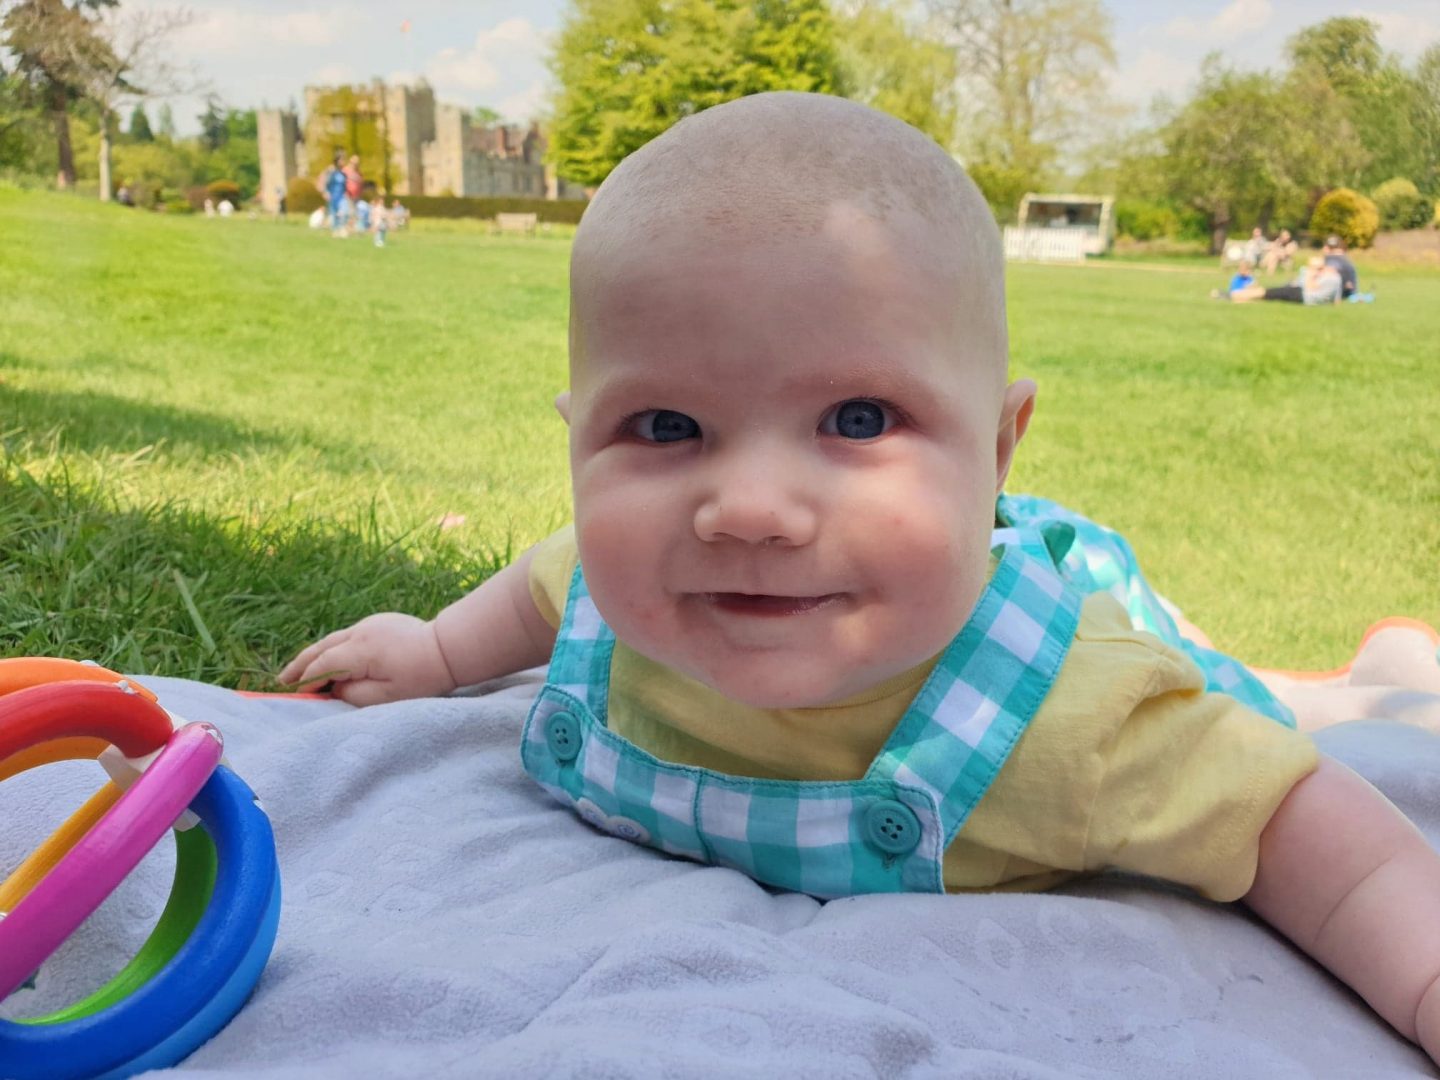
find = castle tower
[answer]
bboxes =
[382,81,435,195]
[257,109,299,213]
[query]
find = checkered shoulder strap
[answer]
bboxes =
[537,562,616,720]
[996,493,1296,728]
[865,537,1083,847]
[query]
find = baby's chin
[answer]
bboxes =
[669,653,889,711]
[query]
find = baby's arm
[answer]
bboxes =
[1245,755,1440,1061]
[278,546,557,705]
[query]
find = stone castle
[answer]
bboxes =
[257,79,585,212]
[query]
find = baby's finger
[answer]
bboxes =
[278,628,352,682]
[332,679,402,707]
[287,643,367,691]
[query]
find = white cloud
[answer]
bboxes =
[428,46,501,93]
[423,18,548,102]
[497,80,548,123]
[175,7,362,52]
[310,62,358,86]
[1164,0,1273,44]
[1112,47,1199,104]
[1356,9,1440,59]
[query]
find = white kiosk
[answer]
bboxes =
[1004,194,1115,262]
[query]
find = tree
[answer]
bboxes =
[1415,45,1440,194]
[213,107,259,196]
[1157,56,1365,253]
[197,94,227,152]
[833,0,957,148]
[472,105,501,126]
[547,0,842,188]
[925,0,1116,179]
[128,100,152,140]
[0,0,117,188]
[156,101,174,138]
[1287,17,1381,96]
[73,4,198,201]
[1286,17,1427,192]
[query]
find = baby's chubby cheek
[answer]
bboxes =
[572,505,676,632]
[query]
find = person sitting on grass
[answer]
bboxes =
[1243,226,1268,265]
[1211,258,1256,299]
[1261,228,1298,274]
[1323,235,1360,299]
[1229,255,1343,305]
[280,93,1440,1066]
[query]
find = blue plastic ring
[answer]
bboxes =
[0,765,279,1080]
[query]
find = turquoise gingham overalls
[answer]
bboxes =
[522,529,1082,898]
[996,494,1294,728]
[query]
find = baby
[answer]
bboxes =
[282,94,1440,1061]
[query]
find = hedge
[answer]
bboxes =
[1371,178,1434,232]
[286,177,325,215]
[400,194,588,225]
[1308,188,1379,249]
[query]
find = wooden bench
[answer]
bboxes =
[493,212,538,237]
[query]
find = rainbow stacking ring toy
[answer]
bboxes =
[0,658,280,1080]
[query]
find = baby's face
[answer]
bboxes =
[566,217,1012,708]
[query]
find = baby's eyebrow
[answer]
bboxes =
[773,367,937,399]
[590,364,941,405]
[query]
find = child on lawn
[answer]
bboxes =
[282,93,1440,1063]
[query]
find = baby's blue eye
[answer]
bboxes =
[631,409,700,443]
[824,400,891,440]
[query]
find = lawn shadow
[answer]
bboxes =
[0,352,423,479]
[1,462,503,690]
[1,378,299,461]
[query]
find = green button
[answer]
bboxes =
[1039,521,1077,567]
[864,799,920,856]
[545,711,581,763]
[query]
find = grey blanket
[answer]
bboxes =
[3,672,1435,1078]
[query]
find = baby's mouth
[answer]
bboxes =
[702,593,846,617]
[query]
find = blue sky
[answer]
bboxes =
[147,0,1440,135]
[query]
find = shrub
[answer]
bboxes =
[1370,177,1434,231]
[965,161,1031,224]
[204,179,242,206]
[1115,199,1180,241]
[285,177,325,215]
[162,196,194,214]
[1308,188,1379,249]
[400,194,588,225]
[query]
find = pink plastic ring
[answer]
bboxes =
[0,721,224,1000]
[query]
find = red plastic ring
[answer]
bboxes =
[0,681,174,762]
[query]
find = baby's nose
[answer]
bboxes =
[693,463,817,547]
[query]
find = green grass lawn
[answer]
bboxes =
[3,187,1436,685]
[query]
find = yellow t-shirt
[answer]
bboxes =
[528,526,1318,901]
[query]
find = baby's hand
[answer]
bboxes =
[278,613,457,705]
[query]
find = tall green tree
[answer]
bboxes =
[128,100,152,140]
[1157,56,1364,253]
[925,0,1116,179]
[197,94,227,152]
[0,0,117,188]
[1287,17,1381,95]
[156,101,174,138]
[548,0,841,188]
[1286,17,1427,191]
[1415,44,1440,194]
[833,0,957,148]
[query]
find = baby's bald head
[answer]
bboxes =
[570,92,1008,392]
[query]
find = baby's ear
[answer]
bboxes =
[554,390,571,425]
[995,379,1037,495]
